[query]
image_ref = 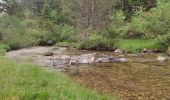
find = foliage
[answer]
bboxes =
[144,1,170,43]
[0,0,24,17]
[40,0,67,25]
[108,11,127,38]
[126,10,147,38]
[109,1,170,46]
[0,57,115,100]
[62,0,117,30]
[53,25,79,43]
[0,14,49,49]
[159,33,170,46]
[120,0,157,19]
[0,0,170,52]
[79,33,115,50]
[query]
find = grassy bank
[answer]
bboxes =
[0,57,115,100]
[115,39,168,53]
[0,43,10,56]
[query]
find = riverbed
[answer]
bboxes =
[6,46,170,100]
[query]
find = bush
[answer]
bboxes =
[158,32,170,46]
[0,15,26,49]
[22,19,39,29]
[144,1,170,43]
[52,25,79,43]
[126,1,170,41]
[79,33,115,50]
[108,11,127,38]
[108,1,170,48]
[0,14,50,49]
[127,11,147,38]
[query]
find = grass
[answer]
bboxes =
[0,43,10,56]
[115,39,168,53]
[0,57,115,100]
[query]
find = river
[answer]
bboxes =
[6,46,170,100]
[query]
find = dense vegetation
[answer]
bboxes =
[0,0,169,52]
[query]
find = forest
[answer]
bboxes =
[0,0,169,53]
[0,0,170,100]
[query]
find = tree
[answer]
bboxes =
[119,0,157,19]
[40,0,66,25]
[0,0,23,16]
[62,0,117,31]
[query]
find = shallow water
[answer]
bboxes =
[6,47,170,100]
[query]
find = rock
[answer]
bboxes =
[95,57,109,63]
[127,54,139,57]
[70,53,96,64]
[143,48,148,53]
[95,56,128,63]
[142,48,153,53]
[119,58,128,62]
[114,49,123,53]
[118,55,125,57]
[157,56,167,62]
[109,57,128,63]
[47,40,54,46]
[44,52,54,56]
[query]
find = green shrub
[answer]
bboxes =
[108,11,127,38]
[144,1,170,42]
[0,14,51,49]
[53,25,79,43]
[126,1,170,42]
[127,11,147,38]
[158,32,170,46]
[79,33,115,50]
[23,9,35,19]
[0,15,26,49]
[22,19,39,29]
